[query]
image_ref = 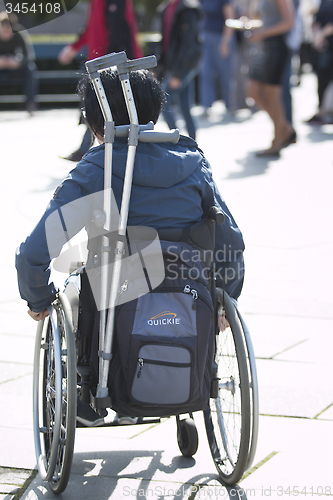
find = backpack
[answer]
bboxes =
[108,239,215,417]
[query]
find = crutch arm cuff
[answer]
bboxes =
[104,121,115,143]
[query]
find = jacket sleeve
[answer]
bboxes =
[168,9,202,80]
[71,30,88,53]
[15,162,101,312]
[199,159,245,299]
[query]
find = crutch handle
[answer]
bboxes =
[138,129,180,143]
[85,53,157,77]
[115,122,154,137]
[85,51,128,75]
[117,56,157,75]
[113,123,179,143]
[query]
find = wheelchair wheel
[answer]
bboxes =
[33,293,77,494]
[235,307,259,471]
[176,416,199,458]
[204,289,251,485]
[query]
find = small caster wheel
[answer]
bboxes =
[177,417,198,457]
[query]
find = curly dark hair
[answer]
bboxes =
[78,69,166,137]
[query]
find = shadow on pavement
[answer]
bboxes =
[304,126,333,143]
[225,153,279,179]
[196,108,257,131]
[24,450,250,499]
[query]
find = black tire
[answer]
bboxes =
[177,417,199,458]
[204,289,251,485]
[33,294,77,494]
[235,308,259,472]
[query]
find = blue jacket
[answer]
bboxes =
[15,135,244,311]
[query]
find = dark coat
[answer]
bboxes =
[15,136,244,312]
[157,0,202,80]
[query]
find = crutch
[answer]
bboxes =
[85,52,179,411]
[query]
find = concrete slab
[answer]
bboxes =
[0,362,32,385]
[241,416,333,494]
[274,332,333,365]
[0,333,35,365]
[237,314,333,361]
[317,404,333,420]
[256,357,333,418]
[0,427,36,470]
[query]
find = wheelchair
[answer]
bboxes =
[32,52,259,494]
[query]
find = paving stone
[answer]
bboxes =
[0,467,36,500]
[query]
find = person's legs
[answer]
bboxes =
[0,65,37,113]
[178,79,196,140]
[199,32,217,110]
[317,65,333,109]
[19,63,37,113]
[262,84,293,146]
[233,39,249,110]
[162,82,178,131]
[247,78,267,110]
[215,36,236,111]
[281,53,293,125]
[162,74,197,139]
[247,78,293,153]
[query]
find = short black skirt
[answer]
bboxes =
[249,35,289,85]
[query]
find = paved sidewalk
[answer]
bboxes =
[0,72,332,499]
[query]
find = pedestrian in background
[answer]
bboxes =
[0,12,37,115]
[281,0,302,134]
[58,0,143,162]
[246,0,295,157]
[199,0,237,117]
[305,0,333,125]
[156,0,202,140]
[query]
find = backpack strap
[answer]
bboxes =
[157,219,215,251]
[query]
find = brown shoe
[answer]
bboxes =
[282,129,297,148]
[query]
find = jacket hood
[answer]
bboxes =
[80,135,203,189]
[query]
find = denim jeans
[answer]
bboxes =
[281,52,293,124]
[162,69,197,140]
[199,31,236,110]
[0,62,38,105]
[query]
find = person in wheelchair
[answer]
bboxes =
[15,68,245,426]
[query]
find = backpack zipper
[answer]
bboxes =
[137,357,191,378]
[153,286,213,312]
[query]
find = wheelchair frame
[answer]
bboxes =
[32,52,259,493]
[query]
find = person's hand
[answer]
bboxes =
[28,309,49,321]
[218,311,230,331]
[0,56,20,69]
[313,30,327,52]
[219,37,231,58]
[6,56,21,69]
[248,28,266,43]
[58,45,77,65]
[168,77,182,89]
